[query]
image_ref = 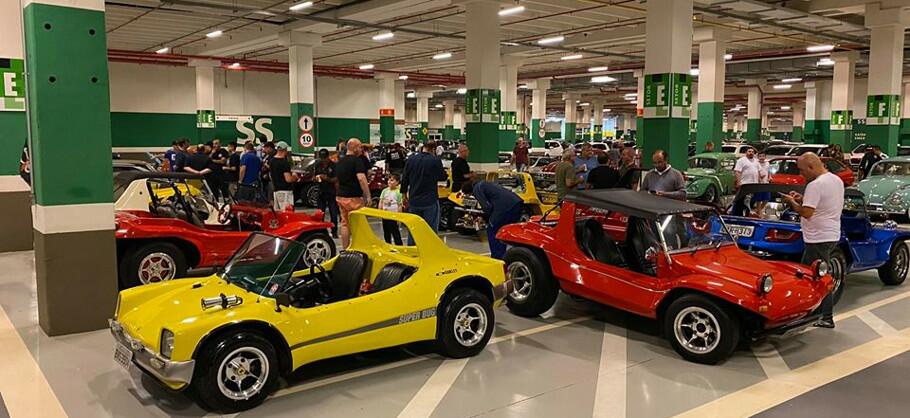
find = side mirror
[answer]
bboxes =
[274,293,292,311]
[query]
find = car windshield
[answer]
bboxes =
[657,211,734,253]
[764,146,791,155]
[852,144,867,154]
[870,161,910,176]
[221,233,307,297]
[688,157,717,169]
[721,145,737,153]
[769,159,800,175]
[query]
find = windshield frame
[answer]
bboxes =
[657,210,737,257]
[220,233,308,298]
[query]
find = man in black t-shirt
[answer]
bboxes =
[315,149,339,237]
[586,155,620,189]
[335,138,372,248]
[385,143,407,174]
[269,142,296,210]
[224,142,241,194]
[208,139,231,201]
[185,144,212,176]
[450,144,471,192]
[260,141,275,202]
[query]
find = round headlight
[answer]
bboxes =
[815,260,830,278]
[160,329,174,359]
[757,274,773,295]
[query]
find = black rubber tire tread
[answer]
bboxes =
[436,288,495,358]
[663,293,741,365]
[878,240,909,286]
[191,331,279,413]
[295,230,337,268]
[830,247,847,305]
[118,241,188,289]
[503,246,559,317]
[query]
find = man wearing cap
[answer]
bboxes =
[270,141,296,211]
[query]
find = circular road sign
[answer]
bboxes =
[298,115,315,132]
[299,132,315,148]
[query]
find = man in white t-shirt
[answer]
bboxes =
[732,147,759,215]
[781,152,844,328]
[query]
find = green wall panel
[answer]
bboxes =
[0,112,27,175]
[110,112,291,147]
[465,122,498,164]
[641,117,688,169]
[316,117,370,148]
[696,102,723,152]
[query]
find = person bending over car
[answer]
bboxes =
[460,178,523,260]
[641,149,686,200]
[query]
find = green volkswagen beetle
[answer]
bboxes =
[856,156,910,218]
[686,152,737,203]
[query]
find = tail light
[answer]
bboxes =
[765,229,801,242]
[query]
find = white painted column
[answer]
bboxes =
[694,27,728,148]
[530,78,550,146]
[189,59,219,144]
[746,84,763,141]
[377,73,398,144]
[280,31,321,151]
[415,90,432,142]
[462,0,501,168]
[830,51,859,146]
[563,92,580,142]
[864,3,909,153]
[591,99,604,139]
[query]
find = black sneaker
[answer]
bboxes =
[813,319,835,329]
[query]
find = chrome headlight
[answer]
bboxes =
[888,193,904,205]
[815,260,830,278]
[757,273,773,295]
[160,329,174,359]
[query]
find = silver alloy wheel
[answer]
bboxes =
[453,302,488,347]
[508,261,532,302]
[138,252,176,285]
[306,186,320,207]
[894,243,909,279]
[302,238,332,267]
[830,256,844,296]
[217,346,270,401]
[673,306,722,354]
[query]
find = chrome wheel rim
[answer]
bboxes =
[895,244,909,279]
[673,307,721,354]
[217,347,269,401]
[830,256,844,296]
[704,186,716,202]
[508,261,532,302]
[453,303,487,347]
[138,252,176,284]
[307,187,320,207]
[302,238,332,267]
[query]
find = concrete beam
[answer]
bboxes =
[802,0,910,14]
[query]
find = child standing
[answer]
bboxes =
[378,174,404,245]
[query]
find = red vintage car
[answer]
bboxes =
[113,172,336,288]
[769,156,854,186]
[292,154,388,208]
[496,189,833,364]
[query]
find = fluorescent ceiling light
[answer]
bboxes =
[252,10,276,16]
[205,30,223,38]
[773,84,792,90]
[398,75,408,80]
[591,76,616,83]
[624,93,637,97]
[561,54,583,61]
[518,84,528,89]
[724,53,733,60]
[359,63,375,70]
[372,32,394,41]
[435,103,444,108]
[432,52,452,60]
[807,44,834,52]
[580,102,590,106]
[689,68,699,76]
[499,5,525,16]
[289,1,313,11]
[629,100,638,104]
[537,35,565,45]
[603,108,611,112]
[502,41,520,46]
[407,92,416,98]
[781,106,791,110]
[588,66,609,72]
[817,58,834,66]
[230,62,240,68]
[782,77,802,83]
[155,47,170,54]
[457,88,467,94]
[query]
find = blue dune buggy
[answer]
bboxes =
[719,183,910,304]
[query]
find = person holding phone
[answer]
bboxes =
[641,149,686,200]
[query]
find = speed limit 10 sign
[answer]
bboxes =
[299,132,315,148]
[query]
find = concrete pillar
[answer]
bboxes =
[864,3,909,153]
[498,56,522,151]
[377,73,398,144]
[725,112,736,139]
[0,0,31,252]
[901,80,910,144]
[24,0,118,335]
[792,103,806,142]
[635,69,645,142]
[443,99,457,141]
[591,99,604,140]
[746,84,763,142]
[817,80,833,144]
[761,106,770,132]
[563,93,579,143]
[415,90,432,142]
[190,59,218,144]
[830,51,859,147]
[641,0,694,168]
[280,31,321,151]
[694,28,728,152]
[529,78,550,147]
[395,79,406,143]
[462,0,500,168]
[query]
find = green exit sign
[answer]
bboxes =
[1,58,26,111]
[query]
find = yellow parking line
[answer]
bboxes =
[0,305,68,418]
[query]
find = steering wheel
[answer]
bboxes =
[218,202,233,224]
[309,263,333,301]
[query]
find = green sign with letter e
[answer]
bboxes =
[1,58,25,111]
[196,109,216,128]
[643,73,691,119]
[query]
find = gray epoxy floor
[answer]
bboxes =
[2,218,910,417]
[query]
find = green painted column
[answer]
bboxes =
[641,72,692,169]
[696,102,723,151]
[24,0,118,335]
[0,10,33,253]
[379,109,395,143]
[829,110,853,148]
[291,102,317,150]
[636,116,644,143]
[465,88,501,164]
[792,126,804,142]
[443,125,456,140]
[191,61,218,145]
[866,95,902,155]
[745,118,761,141]
[417,121,429,142]
[900,118,910,144]
[499,110,517,151]
[564,122,576,143]
[284,35,321,152]
[530,118,544,147]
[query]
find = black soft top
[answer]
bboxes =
[733,183,864,199]
[565,189,712,220]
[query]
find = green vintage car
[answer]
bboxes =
[686,152,737,203]
[856,156,910,217]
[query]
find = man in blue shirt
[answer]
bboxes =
[236,142,262,202]
[460,179,523,259]
[164,141,178,172]
[574,143,599,189]
[172,139,189,172]
[401,141,448,243]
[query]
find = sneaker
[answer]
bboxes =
[813,319,835,329]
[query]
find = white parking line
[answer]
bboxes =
[751,341,791,379]
[396,358,470,418]
[855,310,900,337]
[592,323,628,418]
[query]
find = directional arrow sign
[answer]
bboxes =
[298,115,315,132]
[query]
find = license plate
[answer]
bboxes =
[114,342,133,369]
[728,225,754,238]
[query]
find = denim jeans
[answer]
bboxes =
[487,203,523,259]
[802,241,837,322]
[407,202,439,245]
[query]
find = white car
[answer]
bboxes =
[721,143,753,156]
[763,145,795,157]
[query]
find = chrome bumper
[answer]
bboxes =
[109,319,195,386]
